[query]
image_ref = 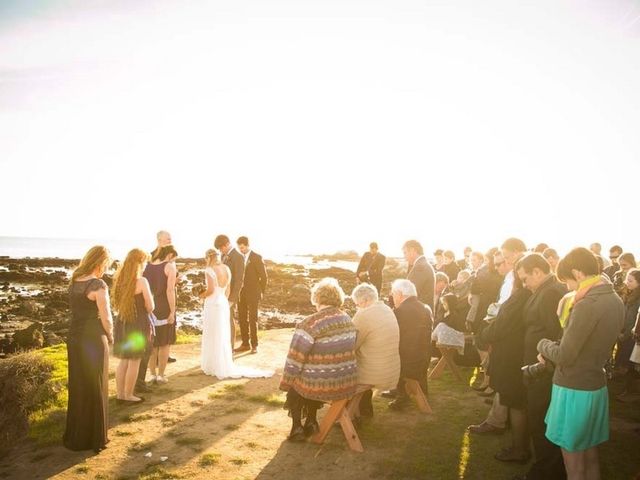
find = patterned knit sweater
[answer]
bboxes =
[279,306,358,402]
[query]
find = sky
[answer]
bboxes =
[1,0,639,259]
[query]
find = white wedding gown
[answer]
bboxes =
[200,267,273,379]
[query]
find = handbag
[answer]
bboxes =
[630,343,640,364]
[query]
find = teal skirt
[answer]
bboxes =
[545,384,609,452]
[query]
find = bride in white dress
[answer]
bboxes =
[200,249,273,379]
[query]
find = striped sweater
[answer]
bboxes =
[279,306,358,402]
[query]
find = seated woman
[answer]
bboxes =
[432,293,466,354]
[279,278,357,441]
[351,283,400,418]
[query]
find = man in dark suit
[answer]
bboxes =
[235,236,268,354]
[388,279,433,410]
[403,239,436,311]
[516,253,567,480]
[356,242,386,294]
[214,234,246,349]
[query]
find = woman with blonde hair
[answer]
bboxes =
[112,249,155,404]
[64,246,113,452]
[200,249,272,379]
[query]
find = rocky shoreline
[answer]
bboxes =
[0,256,405,356]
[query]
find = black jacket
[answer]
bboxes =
[407,256,435,311]
[240,251,268,302]
[356,252,386,292]
[394,296,432,380]
[470,266,503,324]
[480,287,531,402]
[523,276,567,365]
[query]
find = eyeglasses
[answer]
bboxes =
[610,255,620,260]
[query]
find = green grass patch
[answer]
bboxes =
[0,344,69,449]
[247,393,285,407]
[225,406,249,414]
[138,465,182,480]
[74,465,89,474]
[230,458,248,466]
[174,330,200,345]
[128,440,157,453]
[28,345,68,445]
[222,383,245,392]
[198,452,221,467]
[120,413,153,423]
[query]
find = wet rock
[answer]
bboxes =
[18,300,39,316]
[178,324,202,336]
[11,323,45,350]
[43,331,64,347]
[289,284,311,304]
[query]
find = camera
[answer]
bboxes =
[521,359,554,382]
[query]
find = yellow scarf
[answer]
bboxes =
[557,275,603,327]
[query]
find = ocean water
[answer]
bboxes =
[0,236,359,270]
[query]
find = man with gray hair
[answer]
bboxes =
[351,283,401,418]
[388,279,432,410]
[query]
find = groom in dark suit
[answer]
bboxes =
[214,234,246,349]
[235,236,268,354]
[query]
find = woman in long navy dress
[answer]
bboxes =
[64,246,114,452]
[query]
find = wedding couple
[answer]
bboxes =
[199,235,272,380]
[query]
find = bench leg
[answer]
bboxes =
[443,352,464,381]
[404,379,433,414]
[310,398,348,445]
[338,407,364,452]
[428,356,447,379]
[346,391,366,420]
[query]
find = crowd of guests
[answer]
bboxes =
[281,238,640,480]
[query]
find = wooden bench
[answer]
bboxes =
[310,387,371,453]
[428,344,464,382]
[404,378,433,414]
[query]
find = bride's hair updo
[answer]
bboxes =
[205,248,221,267]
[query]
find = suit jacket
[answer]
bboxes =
[356,252,386,291]
[407,256,435,311]
[223,248,245,305]
[480,287,531,402]
[240,251,268,302]
[394,296,432,380]
[522,275,567,366]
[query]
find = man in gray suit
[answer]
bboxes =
[214,234,246,349]
[403,240,435,312]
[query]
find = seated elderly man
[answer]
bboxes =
[279,278,358,441]
[351,283,401,418]
[389,279,433,410]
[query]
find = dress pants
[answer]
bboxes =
[487,393,509,428]
[238,295,259,348]
[525,376,567,480]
